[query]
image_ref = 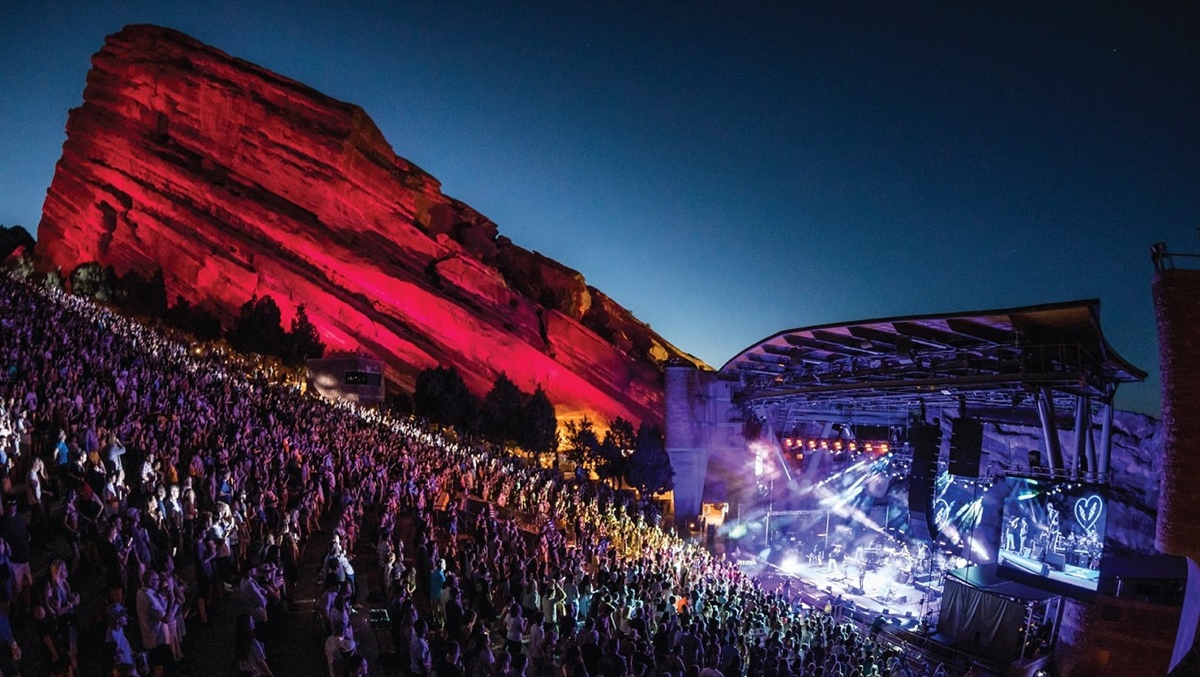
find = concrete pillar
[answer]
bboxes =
[665,363,709,524]
[1154,269,1200,559]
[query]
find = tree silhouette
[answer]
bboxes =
[563,416,601,469]
[413,366,478,431]
[227,294,286,356]
[518,386,558,457]
[479,372,525,442]
[164,296,223,341]
[627,422,673,495]
[282,304,325,366]
[597,417,636,487]
[116,268,168,317]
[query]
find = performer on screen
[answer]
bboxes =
[1047,504,1062,553]
[1005,516,1020,551]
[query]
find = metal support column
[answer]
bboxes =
[1072,394,1089,478]
[1098,389,1115,479]
[1036,387,1064,472]
[1084,401,1098,481]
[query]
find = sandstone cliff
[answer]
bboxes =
[36,24,705,425]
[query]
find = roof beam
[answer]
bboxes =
[945,318,1013,345]
[784,334,877,357]
[812,329,890,355]
[846,326,900,349]
[891,321,962,350]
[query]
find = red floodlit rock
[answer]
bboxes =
[36,24,706,425]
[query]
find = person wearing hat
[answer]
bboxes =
[324,629,356,677]
[104,602,135,675]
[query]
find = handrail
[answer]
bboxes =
[1152,242,1200,272]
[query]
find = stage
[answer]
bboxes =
[732,543,958,629]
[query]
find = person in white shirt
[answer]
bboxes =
[104,603,135,674]
[136,570,175,674]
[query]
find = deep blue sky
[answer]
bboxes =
[2,1,1197,417]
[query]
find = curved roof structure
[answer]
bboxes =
[720,300,1144,425]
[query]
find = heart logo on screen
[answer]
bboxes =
[934,499,950,527]
[1074,495,1103,531]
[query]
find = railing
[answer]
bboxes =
[991,462,1112,485]
[1152,242,1200,272]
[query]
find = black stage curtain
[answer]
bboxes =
[937,577,1027,663]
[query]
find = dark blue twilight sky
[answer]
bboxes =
[1,2,1197,416]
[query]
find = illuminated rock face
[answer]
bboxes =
[36,24,704,425]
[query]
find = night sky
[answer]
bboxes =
[2,2,1197,417]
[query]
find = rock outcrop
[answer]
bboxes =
[0,226,35,262]
[36,24,705,425]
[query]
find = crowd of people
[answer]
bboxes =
[0,271,952,677]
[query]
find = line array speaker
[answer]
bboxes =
[908,422,942,542]
[949,418,984,477]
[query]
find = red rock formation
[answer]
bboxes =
[36,24,705,425]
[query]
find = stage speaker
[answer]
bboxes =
[1045,552,1066,571]
[948,418,984,477]
[907,422,941,542]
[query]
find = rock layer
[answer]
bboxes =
[36,24,705,424]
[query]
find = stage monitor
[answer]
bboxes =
[998,477,1106,591]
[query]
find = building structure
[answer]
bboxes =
[664,298,1180,676]
[306,351,386,406]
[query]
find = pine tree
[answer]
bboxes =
[518,386,559,457]
[627,422,673,495]
[283,304,325,366]
[480,373,525,443]
[228,295,286,356]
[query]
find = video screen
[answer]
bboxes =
[998,477,1106,590]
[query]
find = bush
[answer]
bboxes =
[69,262,119,302]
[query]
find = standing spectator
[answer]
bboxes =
[53,430,70,490]
[103,431,124,478]
[25,457,49,536]
[408,619,432,677]
[104,603,135,676]
[44,559,80,671]
[136,570,175,676]
[233,613,273,677]
[0,496,31,607]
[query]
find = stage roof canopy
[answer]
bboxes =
[720,300,1145,423]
